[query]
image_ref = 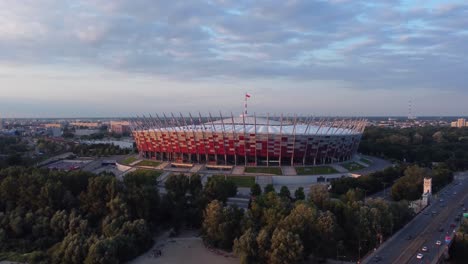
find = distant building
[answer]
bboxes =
[47,127,63,137]
[75,129,100,136]
[44,123,62,128]
[70,122,101,128]
[109,121,131,135]
[451,118,467,128]
[0,115,2,130]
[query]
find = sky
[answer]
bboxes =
[0,0,467,118]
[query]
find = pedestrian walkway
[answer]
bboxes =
[190,164,204,173]
[232,166,245,175]
[256,175,272,186]
[281,166,297,176]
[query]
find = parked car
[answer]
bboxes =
[417,253,424,259]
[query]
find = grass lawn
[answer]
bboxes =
[121,156,139,165]
[244,167,282,175]
[359,158,372,165]
[295,166,338,175]
[135,160,162,167]
[213,175,256,188]
[342,162,366,171]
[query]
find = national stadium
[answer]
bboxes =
[131,113,366,167]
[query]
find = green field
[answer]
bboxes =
[359,158,372,165]
[121,156,139,165]
[244,167,282,175]
[342,162,366,171]
[213,175,256,188]
[135,160,162,167]
[295,166,338,175]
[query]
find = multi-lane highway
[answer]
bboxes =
[363,172,468,264]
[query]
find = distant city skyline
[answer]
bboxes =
[0,0,467,117]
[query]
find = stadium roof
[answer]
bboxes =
[138,116,364,135]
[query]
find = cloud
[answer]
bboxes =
[0,0,467,117]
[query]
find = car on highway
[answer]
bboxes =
[450,223,456,228]
[438,227,444,232]
[373,256,382,262]
[417,253,424,259]
[406,235,413,240]
[421,246,428,252]
[436,240,442,246]
[463,207,467,212]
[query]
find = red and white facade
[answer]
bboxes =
[132,114,366,166]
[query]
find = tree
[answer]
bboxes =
[84,238,119,264]
[201,200,243,250]
[234,228,258,264]
[279,186,291,199]
[264,184,275,194]
[250,183,262,196]
[309,184,330,209]
[165,174,189,198]
[204,177,237,203]
[279,203,316,257]
[294,187,305,201]
[269,228,303,264]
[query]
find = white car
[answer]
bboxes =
[436,240,442,246]
[417,253,424,259]
[422,246,428,252]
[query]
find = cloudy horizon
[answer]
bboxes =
[0,0,467,118]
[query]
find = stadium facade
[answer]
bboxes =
[132,114,366,166]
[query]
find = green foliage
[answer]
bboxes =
[360,126,468,170]
[269,228,303,264]
[204,176,237,203]
[135,160,161,167]
[294,187,305,201]
[244,167,282,175]
[391,163,453,201]
[330,165,403,196]
[295,166,338,175]
[120,156,138,165]
[279,186,291,199]
[0,167,157,263]
[264,184,275,194]
[341,162,366,171]
[202,200,243,250]
[71,143,130,157]
[250,183,262,196]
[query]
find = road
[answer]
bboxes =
[363,172,468,264]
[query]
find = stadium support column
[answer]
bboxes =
[322,119,335,164]
[208,112,218,164]
[242,112,247,166]
[291,114,298,167]
[189,113,200,163]
[266,113,270,167]
[219,112,228,165]
[198,112,209,163]
[279,114,284,167]
[170,112,183,162]
[231,112,238,166]
[180,112,191,162]
[254,112,257,166]
[313,118,326,165]
[302,116,313,166]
